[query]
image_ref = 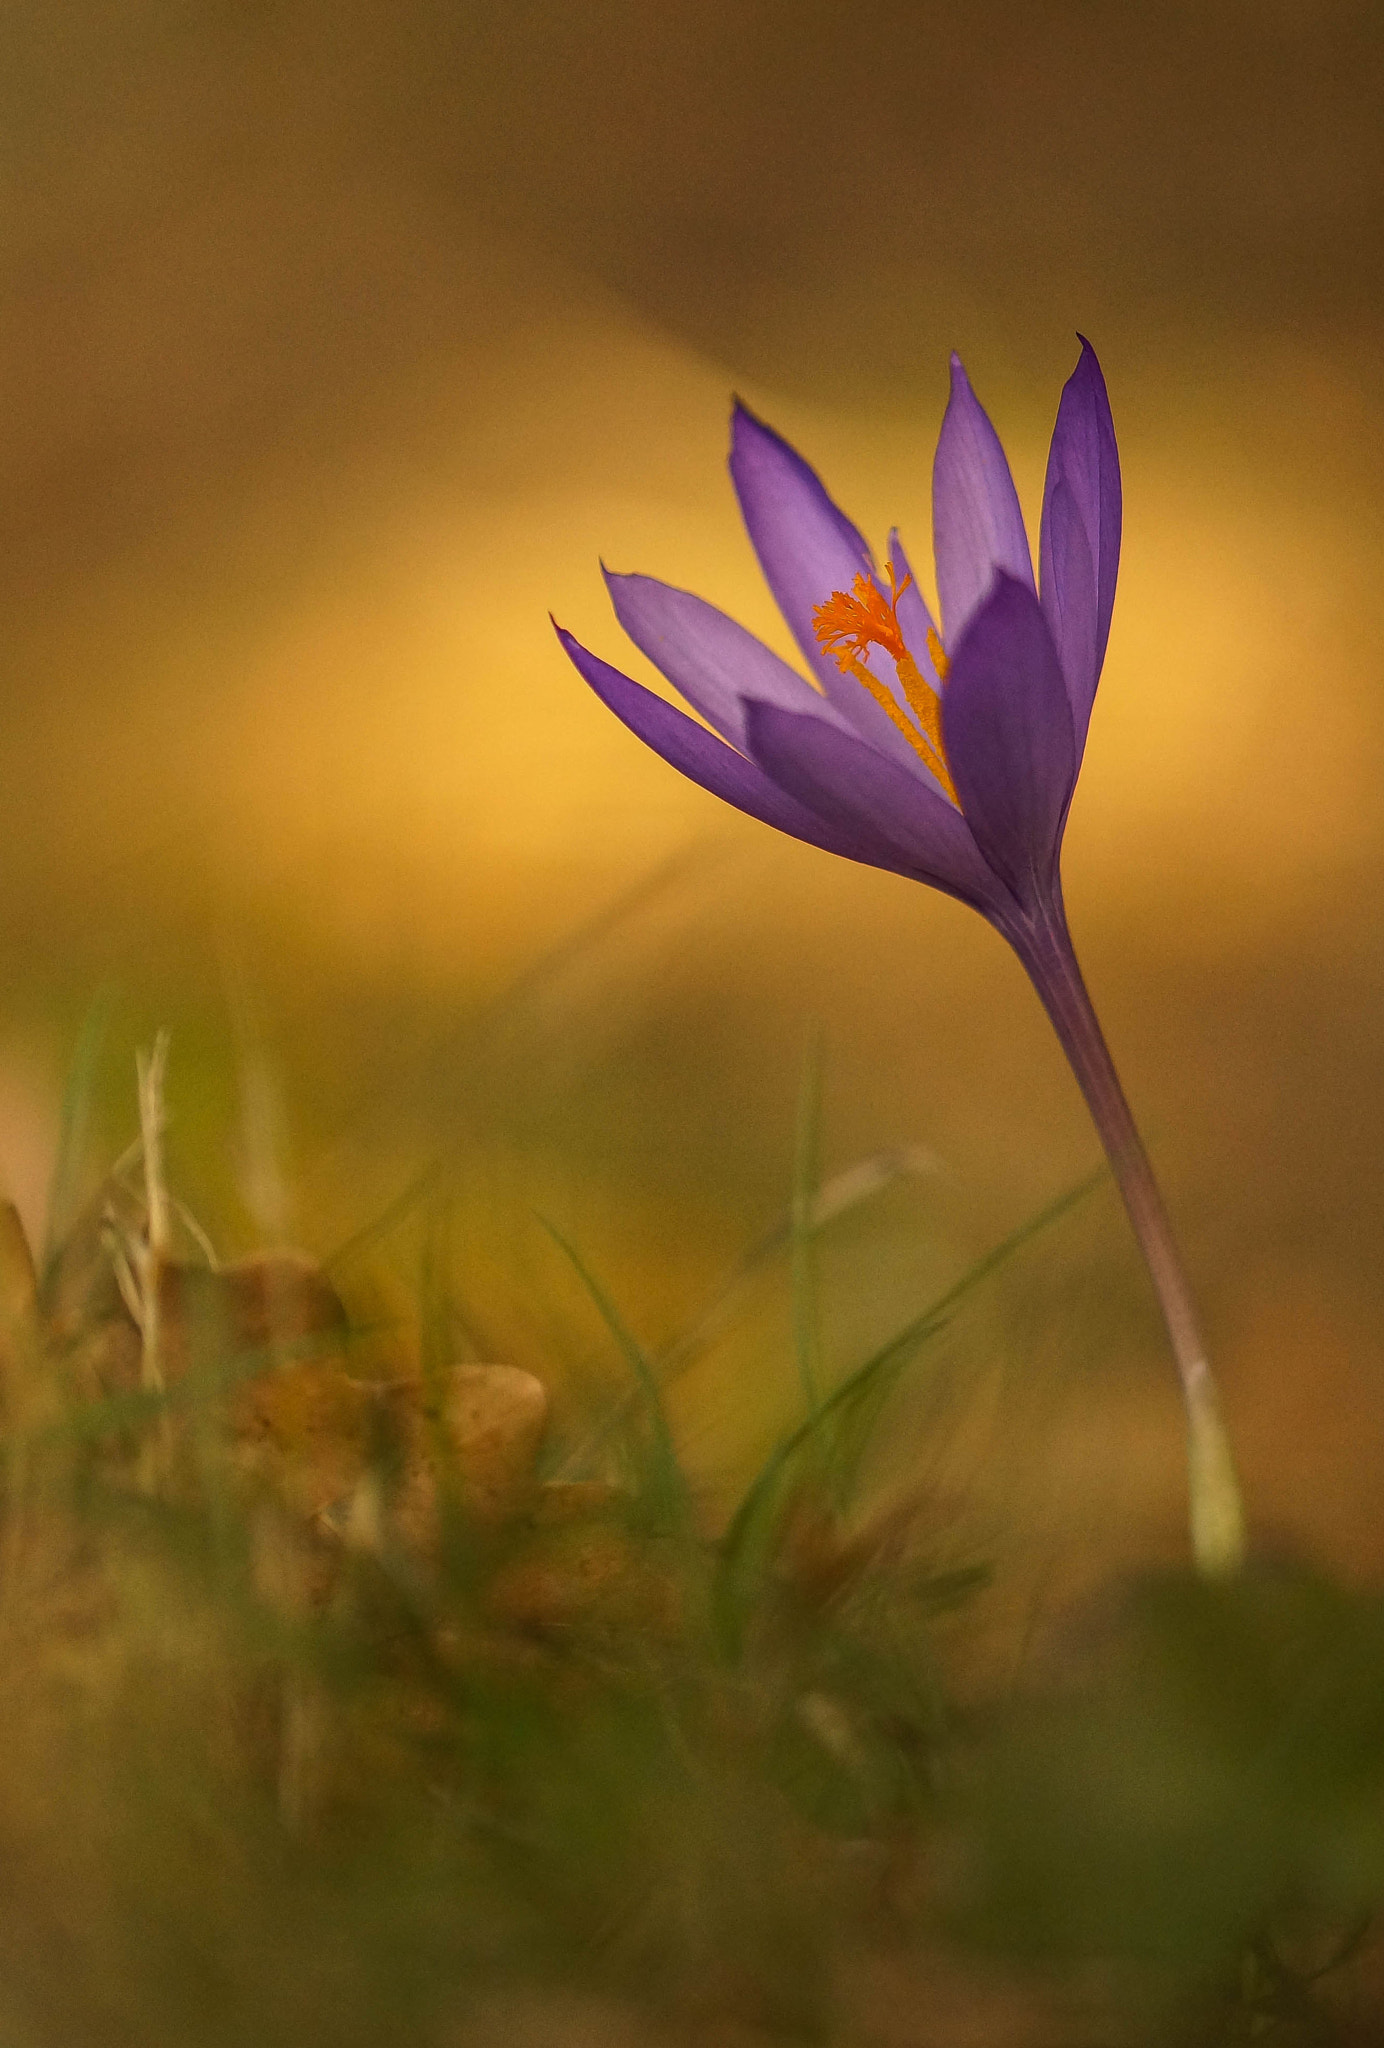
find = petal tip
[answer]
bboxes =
[552,617,582,655]
[1065,337,1113,410]
[729,395,770,447]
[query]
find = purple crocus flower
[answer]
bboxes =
[556,341,1243,1574]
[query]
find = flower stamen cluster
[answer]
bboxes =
[811,569,957,802]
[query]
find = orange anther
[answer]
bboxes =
[810,566,958,804]
[811,566,912,672]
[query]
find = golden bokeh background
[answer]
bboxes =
[2,0,1383,1575]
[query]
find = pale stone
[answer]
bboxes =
[440,1363,549,1524]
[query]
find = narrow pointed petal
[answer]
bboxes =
[728,405,953,779]
[728,399,872,688]
[941,576,1076,908]
[604,569,843,751]
[729,401,872,691]
[932,356,1035,646]
[745,701,1010,916]
[1040,337,1121,750]
[556,626,907,871]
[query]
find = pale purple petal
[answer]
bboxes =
[729,401,871,693]
[744,702,1011,917]
[941,576,1076,909]
[932,356,1035,646]
[1039,337,1122,751]
[728,405,953,781]
[556,626,907,871]
[604,569,842,751]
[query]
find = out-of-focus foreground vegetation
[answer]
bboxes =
[0,1015,1382,2047]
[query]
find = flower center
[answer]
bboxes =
[811,567,958,803]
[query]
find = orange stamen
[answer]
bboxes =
[812,567,913,669]
[811,567,958,804]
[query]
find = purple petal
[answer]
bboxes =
[744,701,1010,917]
[604,569,842,752]
[729,401,872,698]
[941,576,1076,909]
[1039,337,1122,752]
[1039,480,1097,745]
[932,356,1035,646]
[556,625,908,872]
[728,404,942,782]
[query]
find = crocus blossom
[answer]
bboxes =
[556,342,1244,1575]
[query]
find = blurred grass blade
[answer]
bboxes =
[558,1143,942,1481]
[42,984,116,1280]
[715,1164,1108,1655]
[223,947,294,1242]
[791,1022,825,1426]
[808,1146,942,1233]
[659,1144,942,1384]
[324,1160,444,1275]
[339,1128,942,1480]
[537,1213,689,1532]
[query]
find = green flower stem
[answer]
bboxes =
[1012,899,1246,1577]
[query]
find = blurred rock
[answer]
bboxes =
[485,1516,683,1640]
[230,1356,371,1523]
[391,1362,549,1547]
[159,1248,350,1381]
[446,1363,549,1518]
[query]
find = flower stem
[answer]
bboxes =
[1011,900,1246,1576]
